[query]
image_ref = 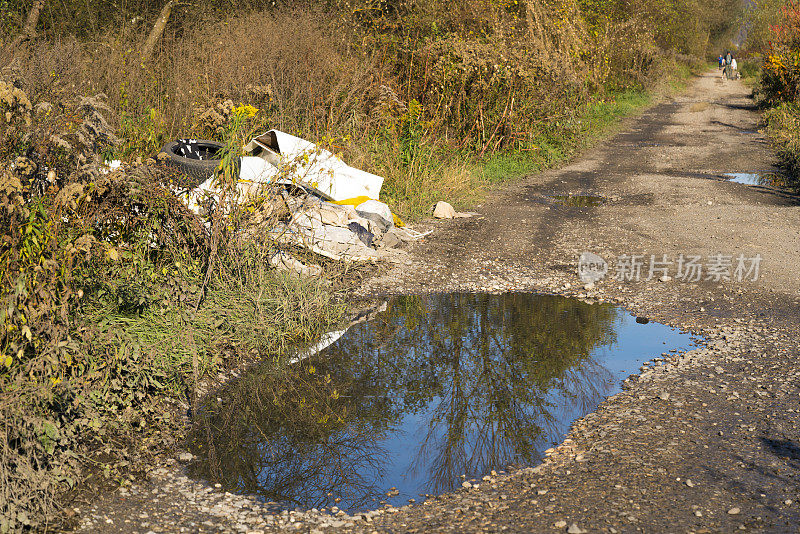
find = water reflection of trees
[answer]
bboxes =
[189,293,619,509]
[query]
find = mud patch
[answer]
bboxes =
[549,194,606,207]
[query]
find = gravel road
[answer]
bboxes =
[75,71,800,533]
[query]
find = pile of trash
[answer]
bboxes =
[162,130,430,275]
[270,192,425,263]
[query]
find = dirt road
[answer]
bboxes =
[355,71,800,532]
[77,72,800,533]
[365,71,800,307]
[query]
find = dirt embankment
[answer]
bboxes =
[76,72,800,533]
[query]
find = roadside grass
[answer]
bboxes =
[738,58,762,90]
[373,88,658,221]
[738,58,762,80]
[763,102,800,191]
[1,239,346,530]
[661,61,702,93]
[365,136,476,223]
[83,266,344,395]
[467,89,653,204]
[384,57,718,222]
[471,63,708,197]
[376,82,691,220]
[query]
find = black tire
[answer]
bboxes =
[159,139,225,188]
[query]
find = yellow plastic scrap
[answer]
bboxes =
[331,196,371,207]
[332,196,404,227]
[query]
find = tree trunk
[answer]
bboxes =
[141,0,177,62]
[8,0,46,50]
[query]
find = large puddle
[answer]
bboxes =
[188,293,695,512]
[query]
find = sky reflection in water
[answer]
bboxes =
[188,293,694,512]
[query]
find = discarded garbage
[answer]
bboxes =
[160,139,224,185]
[181,175,217,217]
[316,202,364,229]
[379,230,402,249]
[333,196,405,227]
[239,155,279,183]
[347,221,374,247]
[355,199,393,232]
[162,130,429,266]
[270,194,382,262]
[243,130,384,201]
[275,194,430,261]
[268,250,323,278]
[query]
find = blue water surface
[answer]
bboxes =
[189,293,696,512]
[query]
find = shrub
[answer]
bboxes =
[763,102,800,187]
[0,76,344,531]
[761,1,800,104]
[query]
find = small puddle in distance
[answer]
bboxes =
[723,172,786,187]
[188,293,696,512]
[550,194,605,207]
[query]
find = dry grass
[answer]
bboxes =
[4,3,711,223]
[8,10,385,152]
[4,2,675,219]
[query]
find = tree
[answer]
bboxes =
[141,0,177,61]
[8,0,46,52]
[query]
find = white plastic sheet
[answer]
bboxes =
[242,130,384,201]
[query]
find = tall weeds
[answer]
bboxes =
[0,75,345,530]
[6,0,727,219]
[746,0,800,188]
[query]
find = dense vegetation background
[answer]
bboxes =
[0,0,749,530]
[743,0,800,182]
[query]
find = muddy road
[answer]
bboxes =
[77,72,800,533]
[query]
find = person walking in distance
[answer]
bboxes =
[725,51,733,80]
